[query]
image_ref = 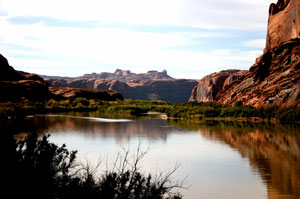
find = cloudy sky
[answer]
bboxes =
[0,0,276,79]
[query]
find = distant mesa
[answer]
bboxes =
[190,0,300,107]
[45,69,198,102]
[75,69,173,81]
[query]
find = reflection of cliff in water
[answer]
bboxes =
[167,120,300,199]
[28,114,176,141]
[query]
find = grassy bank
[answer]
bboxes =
[1,98,299,122]
[165,101,300,122]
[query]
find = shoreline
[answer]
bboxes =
[159,114,300,123]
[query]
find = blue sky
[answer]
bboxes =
[0,0,276,79]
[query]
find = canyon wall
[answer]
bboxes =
[191,0,300,107]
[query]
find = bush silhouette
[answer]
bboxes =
[0,133,183,199]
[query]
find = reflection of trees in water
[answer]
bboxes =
[29,115,174,141]
[167,120,300,199]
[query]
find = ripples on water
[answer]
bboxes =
[5,112,300,199]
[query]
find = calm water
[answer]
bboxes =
[14,112,300,199]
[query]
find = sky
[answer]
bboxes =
[0,0,276,79]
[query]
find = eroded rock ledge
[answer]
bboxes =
[216,39,300,108]
[189,70,247,102]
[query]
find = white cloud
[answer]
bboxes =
[242,39,266,48]
[2,0,276,30]
[0,0,277,78]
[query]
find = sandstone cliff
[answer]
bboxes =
[191,0,300,107]
[265,0,300,52]
[216,39,300,107]
[189,70,247,102]
[46,70,198,102]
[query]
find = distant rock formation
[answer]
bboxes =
[190,0,300,108]
[0,54,123,101]
[81,69,172,81]
[45,70,198,102]
[189,70,247,102]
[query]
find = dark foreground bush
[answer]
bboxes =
[0,133,183,199]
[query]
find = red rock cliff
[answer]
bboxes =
[215,0,300,108]
[189,70,247,102]
[192,0,300,108]
[265,0,300,52]
[216,39,300,108]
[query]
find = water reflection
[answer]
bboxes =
[4,113,300,199]
[167,120,300,199]
[29,114,175,141]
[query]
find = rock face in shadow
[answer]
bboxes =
[265,0,300,52]
[0,54,50,101]
[189,70,247,102]
[0,54,22,81]
[49,86,123,101]
[0,54,123,101]
[46,69,198,102]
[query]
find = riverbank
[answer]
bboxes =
[159,114,281,123]
[1,98,299,123]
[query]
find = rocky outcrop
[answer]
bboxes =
[216,39,300,107]
[265,0,300,52]
[0,54,50,101]
[0,54,123,102]
[192,0,300,108]
[46,70,198,102]
[0,54,22,81]
[189,70,247,102]
[48,86,123,101]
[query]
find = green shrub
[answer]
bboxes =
[72,98,90,107]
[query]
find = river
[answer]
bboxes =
[12,112,300,199]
